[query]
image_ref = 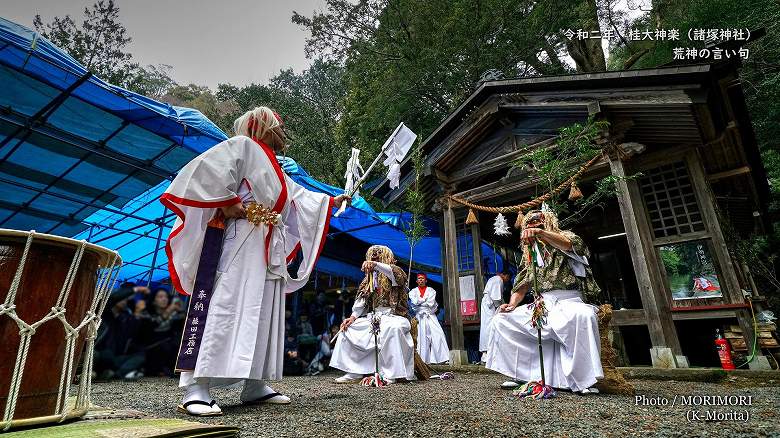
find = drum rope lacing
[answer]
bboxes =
[0,231,121,430]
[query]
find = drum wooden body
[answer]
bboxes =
[0,229,121,429]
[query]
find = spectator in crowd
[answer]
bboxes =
[93,282,146,380]
[138,287,186,376]
[283,330,309,376]
[306,323,339,375]
[285,309,295,335]
[308,291,328,335]
[131,285,152,308]
[297,313,314,336]
[296,314,317,361]
[334,292,354,322]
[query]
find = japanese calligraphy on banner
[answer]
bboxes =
[175,225,223,372]
[459,274,477,316]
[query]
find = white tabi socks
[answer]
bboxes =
[180,380,222,416]
[240,379,291,404]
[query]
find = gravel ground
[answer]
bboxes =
[91,371,780,438]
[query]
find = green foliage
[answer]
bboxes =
[159,84,238,133]
[659,247,683,275]
[403,145,429,249]
[514,115,610,216]
[125,64,177,98]
[719,213,780,297]
[293,0,613,169]
[215,60,349,185]
[34,0,134,85]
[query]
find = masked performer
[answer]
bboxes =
[408,273,450,364]
[330,245,416,383]
[478,270,510,362]
[485,208,603,394]
[161,106,350,416]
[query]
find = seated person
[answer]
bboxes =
[94,283,146,380]
[485,207,603,394]
[296,313,317,361]
[138,287,185,376]
[283,331,308,376]
[306,323,339,375]
[330,245,415,384]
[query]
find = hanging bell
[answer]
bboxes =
[568,181,583,201]
[466,208,479,225]
[514,210,525,229]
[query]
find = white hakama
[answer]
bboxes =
[485,290,603,392]
[330,307,415,379]
[180,217,286,386]
[409,287,449,364]
[161,136,333,389]
[479,275,504,352]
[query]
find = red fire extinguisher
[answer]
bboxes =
[715,329,736,370]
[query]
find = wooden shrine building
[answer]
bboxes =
[374,61,772,368]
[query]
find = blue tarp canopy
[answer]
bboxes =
[0,17,502,287]
[0,17,226,236]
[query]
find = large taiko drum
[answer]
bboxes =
[0,229,122,430]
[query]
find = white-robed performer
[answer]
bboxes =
[161,106,350,416]
[409,273,449,364]
[486,209,603,394]
[330,245,416,383]
[478,271,510,361]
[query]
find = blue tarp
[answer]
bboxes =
[0,17,226,236]
[1,16,502,287]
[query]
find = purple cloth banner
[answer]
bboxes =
[175,225,224,372]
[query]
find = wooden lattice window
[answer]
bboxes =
[640,162,705,238]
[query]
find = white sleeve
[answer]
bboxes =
[408,290,420,312]
[426,288,439,313]
[408,288,420,305]
[282,176,335,293]
[351,296,366,318]
[563,245,588,278]
[486,277,503,302]
[373,262,398,286]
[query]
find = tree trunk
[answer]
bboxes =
[652,0,669,28]
[543,40,568,74]
[565,0,607,72]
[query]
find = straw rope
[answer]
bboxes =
[1,232,121,431]
[447,153,604,214]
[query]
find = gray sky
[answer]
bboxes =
[2,0,324,88]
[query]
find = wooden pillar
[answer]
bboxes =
[471,224,485,298]
[609,157,686,367]
[470,221,485,321]
[437,215,450,344]
[442,200,467,364]
[685,152,761,365]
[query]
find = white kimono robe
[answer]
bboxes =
[160,136,333,388]
[485,290,603,392]
[330,263,415,380]
[409,287,449,364]
[485,243,602,392]
[479,275,504,352]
